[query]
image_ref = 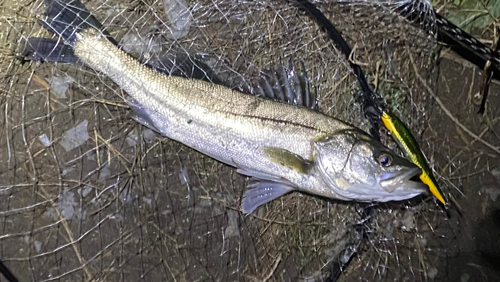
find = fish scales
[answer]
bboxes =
[23,0,428,214]
[74,29,352,194]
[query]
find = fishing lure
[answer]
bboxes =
[382,110,446,204]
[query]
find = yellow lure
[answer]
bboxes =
[381,111,446,204]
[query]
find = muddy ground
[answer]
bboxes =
[0,0,499,281]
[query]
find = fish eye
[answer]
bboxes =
[377,154,393,167]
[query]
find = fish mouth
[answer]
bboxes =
[380,167,427,193]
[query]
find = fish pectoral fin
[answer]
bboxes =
[241,180,295,215]
[261,147,312,174]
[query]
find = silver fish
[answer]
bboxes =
[24,0,426,214]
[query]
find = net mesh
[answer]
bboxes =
[0,0,499,281]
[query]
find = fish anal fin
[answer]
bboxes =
[262,147,312,174]
[128,99,162,133]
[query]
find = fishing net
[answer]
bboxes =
[0,0,499,281]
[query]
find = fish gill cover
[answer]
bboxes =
[0,0,499,281]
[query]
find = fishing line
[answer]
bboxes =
[292,1,379,280]
[394,1,500,113]
[293,0,385,141]
[0,259,20,282]
[290,0,476,278]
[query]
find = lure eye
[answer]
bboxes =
[378,154,393,167]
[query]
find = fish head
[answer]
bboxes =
[313,129,427,202]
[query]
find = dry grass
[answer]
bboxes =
[0,0,498,281]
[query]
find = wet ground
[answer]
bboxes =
[419,59,500,282]
[341,58,500,282]
[0,0,499,281]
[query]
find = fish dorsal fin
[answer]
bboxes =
[253,58,319,111]
[145,53,226,86]
[145,54,320,112]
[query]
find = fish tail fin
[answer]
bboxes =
[40,0,111,46]
[20,38,80,64]
[21,0,115,63]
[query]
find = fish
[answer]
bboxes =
[381,110,446,204]
[22,0,427,214]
